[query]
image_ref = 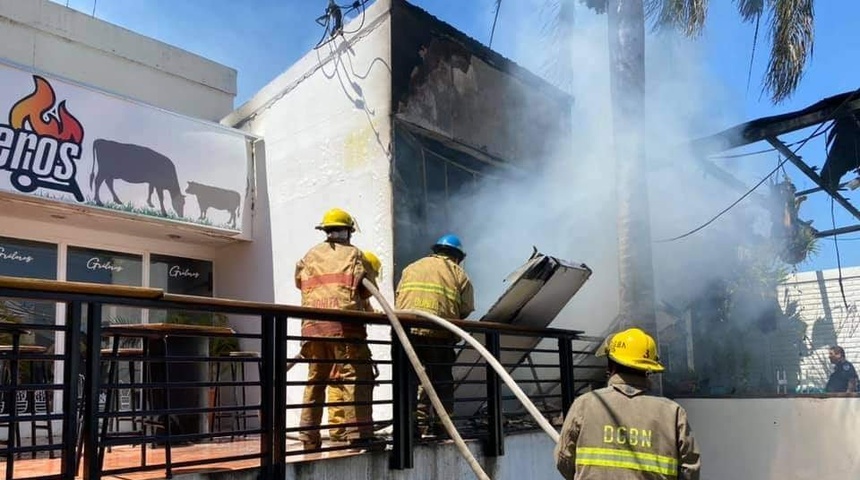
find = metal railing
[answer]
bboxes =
[0,276,586,479]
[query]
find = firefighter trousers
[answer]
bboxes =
[299,340,373,444]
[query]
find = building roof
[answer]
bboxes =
[394,0,572,106]
[692,89,860,153]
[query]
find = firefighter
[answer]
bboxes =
[327,249,382,442]
[555,327,701,479]
[294,208,380,450]
[395,234,474,437]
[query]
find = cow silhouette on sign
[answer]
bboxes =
[185,181,241,228]
[90,139,185,217]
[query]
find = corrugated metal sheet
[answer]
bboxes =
[452,250,593,421]
[481,250,592,327]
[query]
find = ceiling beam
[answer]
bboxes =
[691,91,860,154]
[765,136,860,222]
[815,224,860,238]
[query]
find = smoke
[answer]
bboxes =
[443,1,765,341]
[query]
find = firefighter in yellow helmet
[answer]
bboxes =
[294,208,381,450]
[395,234,474,437]
[554,327,701,479]
[327,249,382,442]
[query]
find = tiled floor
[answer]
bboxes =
[4,437,368,479]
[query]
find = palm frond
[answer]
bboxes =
[764,0,814,103]
[734,0,764,23]
[644,0,708,37]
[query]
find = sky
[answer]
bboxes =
[55,0,860,274]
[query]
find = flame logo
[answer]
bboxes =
[9,76,84,143]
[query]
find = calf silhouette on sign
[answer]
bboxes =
[90,139,185,217]
[185,181,241,228]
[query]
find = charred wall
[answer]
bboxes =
[389,0,572,276]
[389,0,572,165]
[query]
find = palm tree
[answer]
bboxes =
[494,0,816,332]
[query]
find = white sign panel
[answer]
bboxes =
[0,62,250,232]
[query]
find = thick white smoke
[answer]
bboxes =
[446,2,763,338]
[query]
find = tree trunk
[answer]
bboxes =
[606,0,657,333]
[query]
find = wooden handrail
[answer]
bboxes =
[0,275,584,339]
[0,276,163,299]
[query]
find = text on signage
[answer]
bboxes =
[86,257,123,273]
[0,246,34,263]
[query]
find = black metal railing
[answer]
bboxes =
[0,276,587,479]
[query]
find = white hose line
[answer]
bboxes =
[362,280,490,480]
[398,308,561,444]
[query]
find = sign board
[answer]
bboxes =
[0,62,250,232]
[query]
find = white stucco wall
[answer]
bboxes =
[224,0,396,429]
[0,0,236,121]
[678,397,860,479]
[775,266,860,390]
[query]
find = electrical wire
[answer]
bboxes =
[830,197,851,310]
[709,147,777,159]
[489,0,502,48]
[658,88,860,243]
[654,158,789,243]
[313,1,369,50]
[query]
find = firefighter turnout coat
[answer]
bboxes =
[294,240,372,338]
[555,373,701,480]
[395,253,475,336]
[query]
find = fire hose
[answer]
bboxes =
[363,279,562,479]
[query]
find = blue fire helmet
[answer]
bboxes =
[433,234,465,257]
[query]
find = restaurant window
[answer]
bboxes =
[66,246,144,339]
[0,236,58,350]
[148,255,214,325]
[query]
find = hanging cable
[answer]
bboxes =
[830,182,851,312]
[313,0,369,50]
[489,1,503,48]
[657,88,860,243]
[655,158,788,243]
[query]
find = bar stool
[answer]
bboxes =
[211,351,260,438]
[0,344,53,459]
[101,347,145,454]
[0,322,30,480]
[96,337,167,471]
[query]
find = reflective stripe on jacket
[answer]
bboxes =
[295,241,372,338]
[554,373,701,480]
[395,254,474,338]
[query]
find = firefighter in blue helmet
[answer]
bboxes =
[395,234,474,437]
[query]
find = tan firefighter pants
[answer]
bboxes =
[299,340,373,444]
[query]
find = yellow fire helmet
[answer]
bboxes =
[596,327,665,373]
[316,208,355,231]
[362,250,383,280]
